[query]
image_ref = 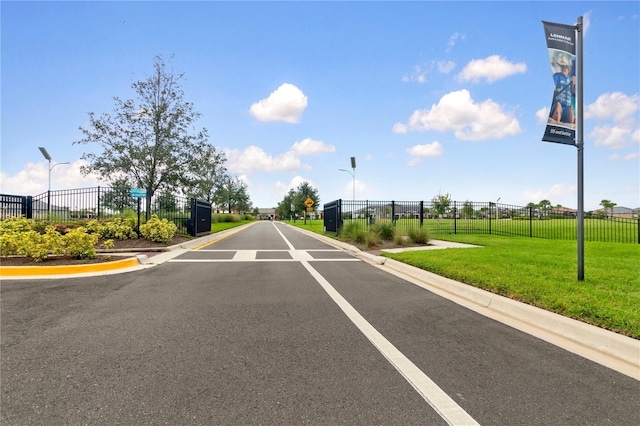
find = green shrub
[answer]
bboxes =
[365,232,382,248]
[63,227,98,259]
[0,217,35,257]
[371,221,395,241]
[0,216,34,234]
[408,227,430,245]
[101,217,137,239]
[217,213,242,223]
[139,215,177,243]
[339,221,366,244]
[85,219,106,235]
[394,233,410,246]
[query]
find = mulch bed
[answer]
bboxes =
[0,236,192,267]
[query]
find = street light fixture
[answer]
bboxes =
[338,156,356,202]
[39,147,69,193]
[39,147,69,218]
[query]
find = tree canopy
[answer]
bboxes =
[276,181,320,219]
[74,55,222,217]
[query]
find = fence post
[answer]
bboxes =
[454,201,457,234]
[47,190,51,220]
[489,201,493,235]
[419,201,424,228]
[391,201,396,225]
[366,200,370,227]
[97,186,101,220]
[23,196,33,219]
[529,207,533,238]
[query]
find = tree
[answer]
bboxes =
[100,178,135,212]
[431,192,451,225]
[154,188,178,213]
[461,201,474,219]
[600,199,616,218]
[214,174,251,214]
[276,181,320,219]
[538,199,552,217]
[74,55,209,218]
[182,143,227,203]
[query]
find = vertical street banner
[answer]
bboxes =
[542,21,577,145]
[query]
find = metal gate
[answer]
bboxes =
[0,194,32,219]
[323,199,342,234]
[188,198,212,237]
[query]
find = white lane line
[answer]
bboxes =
[233,250,257,261]
[274,222,479,425]
[168,258,358,263]
[300,259,480,426]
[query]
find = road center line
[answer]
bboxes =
[273,223,480,425]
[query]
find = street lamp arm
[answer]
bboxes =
[50,161,70,171]
[338,168,354,178]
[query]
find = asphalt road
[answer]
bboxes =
[2,221,638,425]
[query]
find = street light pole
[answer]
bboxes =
[338,156,357,202]
[39,147,69,218]
[338,168,355,202]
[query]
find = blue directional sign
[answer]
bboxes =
[130,188,147,198]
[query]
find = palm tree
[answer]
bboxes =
[600,199,616,219]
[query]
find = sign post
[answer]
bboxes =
[304,197,314,225]
[542,17,584,281]
[130,188,147,234]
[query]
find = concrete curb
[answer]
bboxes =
[0,223,258,280]
[285,224,640,380]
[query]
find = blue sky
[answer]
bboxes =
[1,1,638,211]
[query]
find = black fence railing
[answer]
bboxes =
[326,199,639,244]
[1,187,194,236]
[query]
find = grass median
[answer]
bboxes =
[385,235,639,339]
[285,220,639,339]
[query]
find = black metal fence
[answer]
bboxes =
[1,187,194,236]
[326,199,639,244]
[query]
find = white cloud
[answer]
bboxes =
[609,152,639,161]
[249,83,308,123]
[291,138,335,156]
[437,60,456,74]
[586,92,639,150]
[406,141,443,166]
[396,89,522,141]
[274,175,317,196]
[392,122,408,134]
[403,60,456,83]
[225,139,333,175]
[585,92,638,126]
[446,32,465,52]
[225,145,301,174]
[403,63,432,83]
[583,11,592,36]
[0,160,102,196]
[536,107,550,126]
[591,125,631,150]
[520,184,575,205]
[456,55,527,84]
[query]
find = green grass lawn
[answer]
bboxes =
[384,234,640,339]
[210,220,254,234]
[285,220,640,339]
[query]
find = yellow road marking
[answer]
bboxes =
[193,222,258,250]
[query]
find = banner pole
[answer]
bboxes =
[577,16,585,281]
